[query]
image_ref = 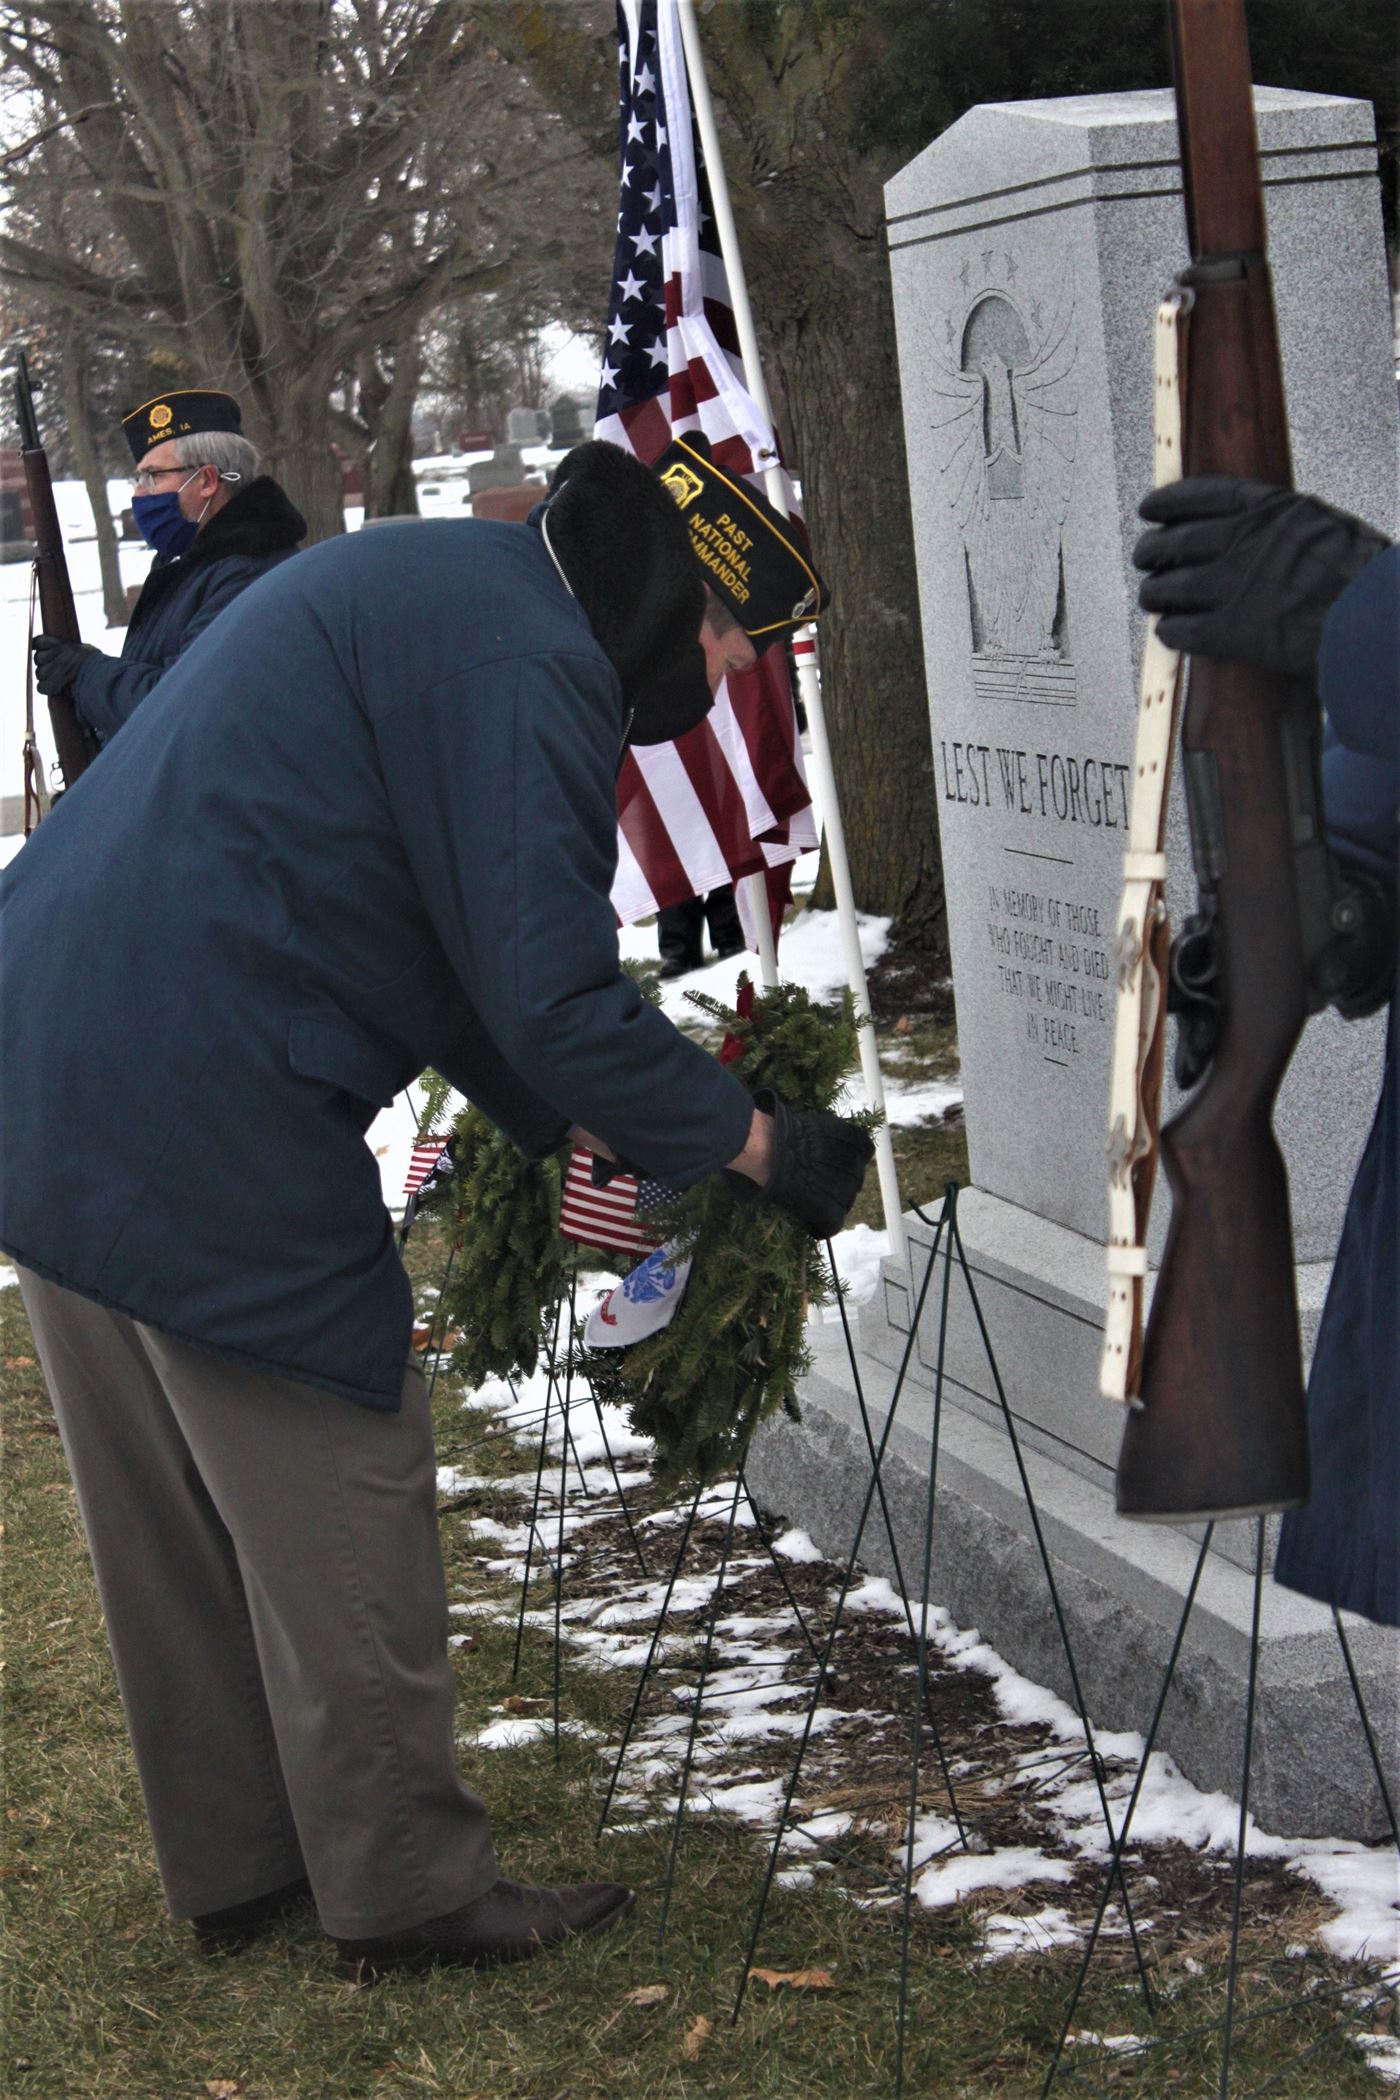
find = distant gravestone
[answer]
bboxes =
[0,488,34,563]
[743,86,1398,1837]
[0,452,36,560]
[468,485,544,524]
[467,442,526,495]
[332,445,363,503]
[505,405,549,445]
[549,393,589,447]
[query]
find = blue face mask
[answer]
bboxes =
[132,475,203,558]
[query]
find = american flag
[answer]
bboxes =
[558,1144,671,1258]
[403,1135,452,1198]
[598,0,818,936]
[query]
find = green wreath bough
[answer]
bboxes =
[411,974,873,1487]
[431,1106,569,1392]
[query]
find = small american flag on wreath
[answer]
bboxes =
[558,1145,672,1259]
[403,1135,452,1198]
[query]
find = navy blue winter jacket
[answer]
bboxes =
[1274,544,1399,1627]
[0,519,754,1409]
[71,475,306,743]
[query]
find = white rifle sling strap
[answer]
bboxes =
[1101,292,1190,1404]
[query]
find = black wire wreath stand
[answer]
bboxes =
[489,1252,830,1767]
[727,1182,1160,2100]
[1039,1518,1400,2100]
[408,1225,654,1752]
[588,1181,1150,2007]
[397,1133,653,1723]
[587,1201,1005,1951]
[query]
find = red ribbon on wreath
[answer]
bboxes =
[718,979,758,1067]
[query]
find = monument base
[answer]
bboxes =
[744,1196,1397,1840]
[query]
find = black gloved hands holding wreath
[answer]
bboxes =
[724,1089,873,1238]
[588,1088,873,1237]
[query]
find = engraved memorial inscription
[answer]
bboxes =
[929,264,1079,705]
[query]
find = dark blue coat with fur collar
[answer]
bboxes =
[0,519,754,1409]
[71,475,306,743]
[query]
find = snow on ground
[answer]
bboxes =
[426,1346,1400,2000]
[913,1846,1074,1909]
[822,1222,891,1314]
[1362,2035,1400,2084]
[616,900,888,1024]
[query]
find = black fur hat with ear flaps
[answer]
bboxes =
[543,441,713,745]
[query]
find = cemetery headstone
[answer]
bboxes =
[505,405,549,446]
[467,442,527,495]
[549,393,589,447]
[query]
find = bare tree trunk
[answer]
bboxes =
[364,338,423,520]
[247,384,346,545]
[59,327,127,629]
[768,265,945,947]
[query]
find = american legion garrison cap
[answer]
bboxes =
[122,388,242,462]
[653,430,830,640]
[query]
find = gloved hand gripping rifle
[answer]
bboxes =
[15,350,100,816]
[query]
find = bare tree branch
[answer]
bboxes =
[0,96,114,168]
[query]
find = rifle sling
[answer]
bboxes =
[1102,290,1192,1406]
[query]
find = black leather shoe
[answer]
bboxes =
[334,1875,636,1982]
[191,1875,314,1949]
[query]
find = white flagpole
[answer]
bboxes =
[745,873,779,987]
[674,0,907,1271]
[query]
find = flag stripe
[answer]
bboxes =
[628,739,726,896]
[615,767,697,917]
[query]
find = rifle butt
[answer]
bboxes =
[1115,1101,1309,1520]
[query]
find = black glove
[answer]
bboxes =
[590,1149,641,1190]
[729,1088,873,1238]
[31,635,101,696]
[1134,477,1390,681]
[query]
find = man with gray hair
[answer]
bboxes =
[30,387,306,745]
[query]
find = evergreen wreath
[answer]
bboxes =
[407,977,666,1391]
[591,974,873,1488]
[435,1104,568,1390]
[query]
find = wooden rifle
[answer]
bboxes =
[15,349,101,801]
[1113,0,1354,1520]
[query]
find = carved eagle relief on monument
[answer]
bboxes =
[929,271,1079,702]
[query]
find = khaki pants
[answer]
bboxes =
[17,1268,498,1938]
